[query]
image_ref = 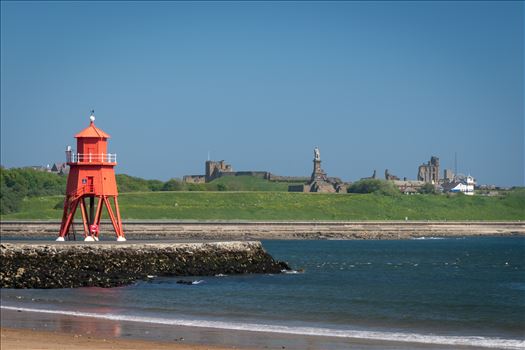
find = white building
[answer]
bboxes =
[445,175,476,195]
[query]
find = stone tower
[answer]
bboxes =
[417,156,440,183]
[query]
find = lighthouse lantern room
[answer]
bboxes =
[57,111,126,242]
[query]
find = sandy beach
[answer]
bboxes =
[0,307,498,350]
[1,327,246,350]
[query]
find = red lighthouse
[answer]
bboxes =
[57,112,126,242]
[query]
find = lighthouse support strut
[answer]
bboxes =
[58,195,125,240]
[114,197,124,237]
[89,196,95,225]
[103,196,122,238]
[58,198,79,239]
[79,198,89,237]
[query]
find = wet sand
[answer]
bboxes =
[0,308,487,350]
[1,327,242,350]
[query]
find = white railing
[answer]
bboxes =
[66,152,117,163]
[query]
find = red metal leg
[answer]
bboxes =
[114,197,125,237]
[58,197,70,238]
[60,198,79,239]
[91,196,103,238]
[103,196,120,238]
[79,197,89,237]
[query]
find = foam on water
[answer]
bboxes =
[2,306,523,349]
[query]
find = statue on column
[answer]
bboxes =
[314,147,320,161]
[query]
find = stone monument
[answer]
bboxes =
[309,147,336,192]
[288,147,343,193]
[311,146,328,183]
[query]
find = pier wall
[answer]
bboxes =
[0,241,288,288]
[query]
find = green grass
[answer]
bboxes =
[2,190,524,221]
[209,176,300,191]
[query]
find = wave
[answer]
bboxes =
[2,305,523,349]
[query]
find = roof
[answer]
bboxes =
[442,181,462,192]
[75,121,110,139]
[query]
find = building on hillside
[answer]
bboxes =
[384,169,400,181]
[443,169,455,183]
[183,159,272,183]
[205,160,233,182]
[51,162,69,175]
[417,156,440,183]
[442,175,476,195]
[391,180,426,194]
[182,174,206,183]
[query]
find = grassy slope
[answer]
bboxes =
[208,176,297,191]
[2,190,524,221]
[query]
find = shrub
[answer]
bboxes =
[347,179,400,196]
[162,178,185,191]
[419,183,437,194]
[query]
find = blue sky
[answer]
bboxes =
[1,1,523,186]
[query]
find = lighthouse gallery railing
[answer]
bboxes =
[66,152,117,163]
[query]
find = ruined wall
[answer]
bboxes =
[182,175,206,184]
[417,156,440,183]
[205,160,233,182]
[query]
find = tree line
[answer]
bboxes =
[0,168,228,215]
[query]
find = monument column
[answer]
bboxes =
[311,147,324,182]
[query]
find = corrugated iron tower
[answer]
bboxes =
[57,111,126,242]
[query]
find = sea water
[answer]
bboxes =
[2,237,524,348]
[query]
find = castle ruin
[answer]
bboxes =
[205,160,233,182]
[417,156,440,184]
[183,160,275,183]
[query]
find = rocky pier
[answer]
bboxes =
[0,241,290,289]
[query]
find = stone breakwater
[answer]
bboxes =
[0,241,290,289]
[1,221,523,240]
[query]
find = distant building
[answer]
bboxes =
[183,159,272,183]
[391,180,426,194]
[182,174,206,183]
[205,160,233,182]
[51,162,69,175]
[384,169,400,181]
[443,169,455,183]
[417,156,440,183]
[442,175,476,195]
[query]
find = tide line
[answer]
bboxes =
[2,305,523,349]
